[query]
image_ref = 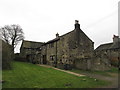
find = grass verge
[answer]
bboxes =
[70,67,119,77]
[2,61,110,88]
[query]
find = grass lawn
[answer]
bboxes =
[2,61,110,88]
[70,67,119,77]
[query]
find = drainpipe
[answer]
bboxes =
[46,44,47,64]
[55,41,57,67]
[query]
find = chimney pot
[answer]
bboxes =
[56,33,59,38]
[75,20,80,29]
[113,35,119,44]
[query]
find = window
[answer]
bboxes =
[51,43,54,47]
[49,43,54,48]
[50,55,55,61]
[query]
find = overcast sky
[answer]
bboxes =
[0,0,119,53]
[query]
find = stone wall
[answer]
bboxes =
[43,29,94,70]
[109,49,119,66]
[57,29,93,70]
[74,58,91,70]
[91,57,111,71]
[57,31,74,68]
[41,45,47,64]
[46,42,57,66]
[95,48,119,68]
[92,50,114,71]
[2,40,14,69]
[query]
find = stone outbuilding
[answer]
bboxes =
[94,35,120,69]
[19,40,44,63]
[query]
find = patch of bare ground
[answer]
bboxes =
[37,64,85,77]
[72,71,118,88]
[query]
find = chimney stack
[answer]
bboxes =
[75,20,80,29]
[113,35,119,44]
[56,33,59,38]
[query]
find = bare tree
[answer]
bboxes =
[0,24,24,51]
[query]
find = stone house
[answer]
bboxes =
[20,20,94,70]
[20,20,115,71]
[20,40,44,63]
[94,35,120,68]
[40,20,94,70]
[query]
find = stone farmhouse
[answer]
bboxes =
[20,20,94,70]
[95,35,120,67]
[19,20,115,71]
[40,20,94,70]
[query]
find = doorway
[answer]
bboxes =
[26,55,30,62]
[43,55,47,64]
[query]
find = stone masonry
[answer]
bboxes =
[19,20,116,71]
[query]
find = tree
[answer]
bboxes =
[0,24,24,51]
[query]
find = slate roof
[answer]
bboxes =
[23,40,43,44]
[21,40,44,49]
[45,30,74,44]
[45,29,93,45]
[45,38,60,44]
[95,42,120,51]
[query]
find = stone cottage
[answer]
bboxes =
[40,20,94,70]
[20,40,44,63]
[94,35,120,69]
[20,20,94,70]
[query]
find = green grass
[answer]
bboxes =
[2,61,110,88]
[0,70,2,89]
[71,69,111,77]
[106,67,119,73]
[70,67,119,77]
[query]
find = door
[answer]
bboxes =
[26,55,30,62]
[43,55,47,64]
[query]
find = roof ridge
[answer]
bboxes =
[23,40,44,43]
